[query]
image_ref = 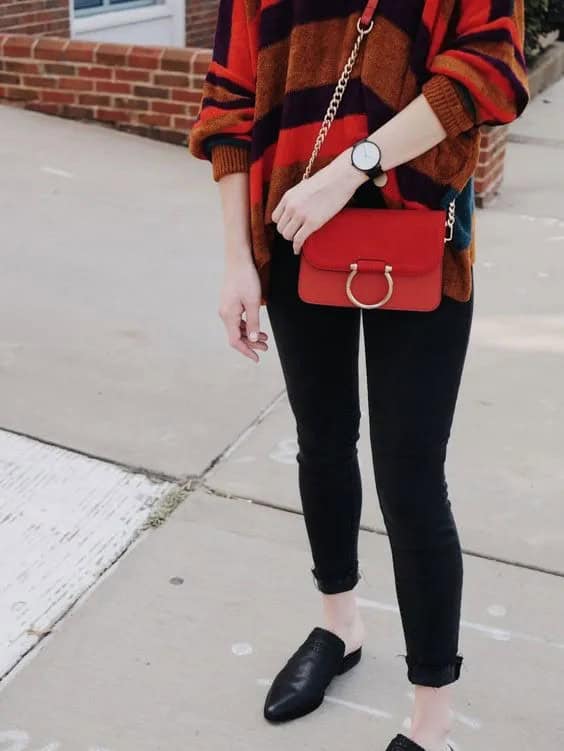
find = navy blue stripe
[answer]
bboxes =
[259,0,424,50]
[455,28,514,47]
[201,96,255,112]
[213,0,233,67]
[410,19,433,84]
[206,71,255,100]
[396,162,447,208]
[458,46,529,115]
[203,135,251,159]
[250,77,395,165]
[489,0,514,22]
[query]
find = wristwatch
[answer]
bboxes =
[350,137,384,180]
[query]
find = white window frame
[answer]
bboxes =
[71,0,185,46]
[74,0,158,18]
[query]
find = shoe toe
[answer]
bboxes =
[263,683,321,722]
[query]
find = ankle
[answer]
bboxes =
[409,711,453,751]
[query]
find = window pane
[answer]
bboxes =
[74,0,103,9]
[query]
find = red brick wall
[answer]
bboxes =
[0,34,211,145]
[0,0,69,37]
[186,0,219,49]
[474,125,508,207]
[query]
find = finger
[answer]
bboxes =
[292,221,314,255]
[225,313,257,361]
[271,196,286,223]
[233,338,259,362]
[280,213,304,242]
[241,327,268,342]
[244,340,268,351]
[244,299,262,345]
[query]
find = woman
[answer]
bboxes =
[189,1,529,749]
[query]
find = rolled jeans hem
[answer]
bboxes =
[405,654,463,687]
[310,565,361,594]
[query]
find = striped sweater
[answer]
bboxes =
[188,0,530,305]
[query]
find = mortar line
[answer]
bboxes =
[201,483,564,581]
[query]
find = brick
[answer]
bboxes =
[34,36,68,61]
[155,128,187,145]
[77,65,113,80]
[4,60,41,74]
[3,34,37,58]
[115,68,150,83]
[0,71,19,84]
[173,116,192,130]
[62,104,94,120]
[192,56,211,76]
[127,45,163,70]
[151,99,187,115]
[113,96,149,111]
[58,76,93,92]
[44,62,75,75]
[138,112,171,128]
[97,107,131,123]
[153,72,190,87]
[27,102,61,116]
[39,88,75,104]
[171,87,202,103]
[160,47,192,73]
[79,93,111,107]
[95,80,131,94]
[191,74,205,89]
[22,75,57,88]
[133,84,168,99]
[64,40,97,64]
[3,86,37,101]
[95,43,130,67]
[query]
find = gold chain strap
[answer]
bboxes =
[302,18,373,181]
[301,15,456,240]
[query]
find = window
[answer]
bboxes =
[74,0,158,16]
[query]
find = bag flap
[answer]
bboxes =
[301,207,446,275]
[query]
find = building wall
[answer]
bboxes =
[0,33,211,146]
[0,0,70,37]
[185,0,218,48]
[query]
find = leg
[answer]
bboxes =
[362,282,474,748]
[266,230,365,650]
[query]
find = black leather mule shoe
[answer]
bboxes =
[384,733,454,751]
[263,626,362,723]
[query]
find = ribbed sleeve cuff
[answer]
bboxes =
[211,143,251,182]
[421,74,476,138]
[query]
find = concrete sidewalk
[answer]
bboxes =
[1,76,563,751]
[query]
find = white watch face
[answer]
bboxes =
[353,140,381,171]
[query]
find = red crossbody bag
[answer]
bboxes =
[297,0,455,311]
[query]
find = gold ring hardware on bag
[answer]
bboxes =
[346,263,394,308]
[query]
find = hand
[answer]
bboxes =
[218,251,269,363]
[270,147,366,254]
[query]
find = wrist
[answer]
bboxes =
[333,146,369,191]
[225,241,253,264]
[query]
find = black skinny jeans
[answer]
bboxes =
[265,181,474,687]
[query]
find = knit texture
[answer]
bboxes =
[188,0,530,305]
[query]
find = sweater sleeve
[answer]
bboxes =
[188,0,256,181]
[421,0,530,138]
